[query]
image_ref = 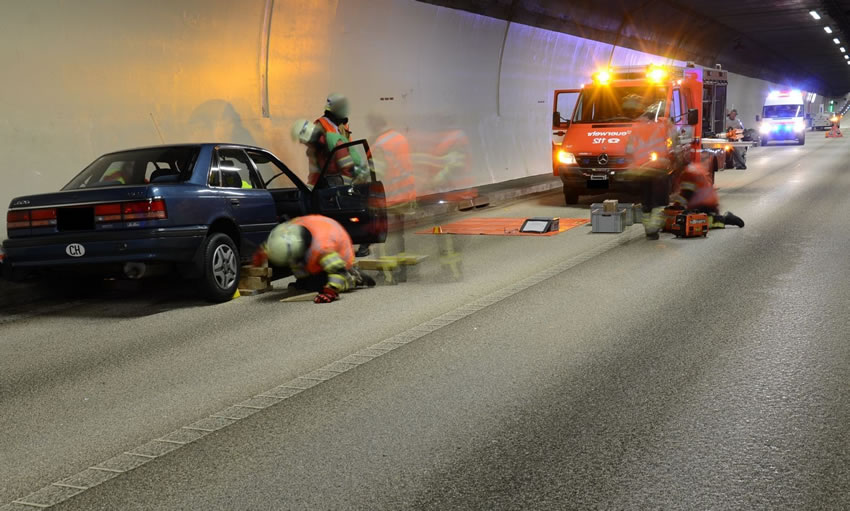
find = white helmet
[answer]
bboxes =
[266,223,306,266]
[325,93,349,118]
[291,119,317,144]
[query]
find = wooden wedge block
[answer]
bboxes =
[355,254,427,271]
[237,288,272,296]
[241,266,273,278]
[396,254,428,266]
[279,291,319,302]
[238,276,272,291]
[355,258,399,271]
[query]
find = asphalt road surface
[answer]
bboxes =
[2,134,849,509]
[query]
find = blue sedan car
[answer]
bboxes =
[3,142,387,301]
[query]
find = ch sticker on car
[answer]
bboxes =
[65,243,85,257]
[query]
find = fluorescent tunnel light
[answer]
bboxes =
[810,11,821,20]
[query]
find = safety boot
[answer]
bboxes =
[723,211,745,228]
[351,267,376,288]
[642,206,666,240]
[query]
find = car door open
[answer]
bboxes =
[311,140,387,245]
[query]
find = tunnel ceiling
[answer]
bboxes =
[419,0,850,96]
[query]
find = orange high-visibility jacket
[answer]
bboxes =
[374,129,415,206]
[290,215,355,276]
[309,117,356,186]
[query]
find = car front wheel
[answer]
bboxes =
[199,233,240,302]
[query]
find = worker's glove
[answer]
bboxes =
[314,287,339,304]
[252,246,269,267]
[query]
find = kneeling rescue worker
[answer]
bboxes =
[254,215,375,303]
[670,162,744,229]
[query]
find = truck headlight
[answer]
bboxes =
[557,150,577,165]
[793,119,806,132]
[759,123,771,134]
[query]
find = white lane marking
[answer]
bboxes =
[0,226,645,510]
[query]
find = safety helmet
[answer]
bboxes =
[266,223,307,266]
[291,119,317,144]
[325,93,349,118]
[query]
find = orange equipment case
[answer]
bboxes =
[671,212,709,238]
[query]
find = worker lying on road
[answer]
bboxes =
[670,162,744,229]
[254,215,375,303]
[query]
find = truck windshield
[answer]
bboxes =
[763,104,802,118]
[63,147,199,190]
[572,86,667,123]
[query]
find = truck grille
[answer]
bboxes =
[578,156,628,168]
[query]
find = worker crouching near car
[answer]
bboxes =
[254,215,375,303]
[670,162,745,229]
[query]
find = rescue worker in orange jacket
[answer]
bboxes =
[369,115,416,210]
[254,215,375,303]
[312,93,364,186]
[670,162,745,228]
[292,118,365,187]
[312,93,371,257]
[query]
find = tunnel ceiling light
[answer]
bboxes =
[825,26,833,34]
[810,10,821,20]
[834,38,841,44]
[842,47,846,52]
[845,55,849,59]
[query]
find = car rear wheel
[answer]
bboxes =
[199,233,240,303]
[798,137,806,146]
[760,138,768,147]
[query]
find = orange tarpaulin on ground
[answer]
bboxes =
[416,217,588,236]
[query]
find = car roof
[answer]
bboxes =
[100,143,270,156]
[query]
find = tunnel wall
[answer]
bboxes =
[0,0,827,236]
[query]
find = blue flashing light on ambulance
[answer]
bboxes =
[759,90,806,146]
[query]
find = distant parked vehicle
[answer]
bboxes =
[3,143,386,301]
[810,112,832,131]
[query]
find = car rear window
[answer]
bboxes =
[63,147,199,190]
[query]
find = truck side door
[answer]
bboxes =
[553,89,581,144]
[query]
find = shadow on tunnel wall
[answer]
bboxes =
[187,100,256,145]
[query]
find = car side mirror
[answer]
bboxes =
[687,108,699,126]
[553,112,570,129]
[755,115,761,122]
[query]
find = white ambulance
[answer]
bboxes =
[759,90,806,146]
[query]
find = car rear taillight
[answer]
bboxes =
[7,208,57,229]
[30,208,58,227]
[95,203,122,223]
[122,199,167,221]
[7,210,31,229]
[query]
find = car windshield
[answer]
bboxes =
[763,104,802,118]
[63,147,199,190]
[573,85,667,123]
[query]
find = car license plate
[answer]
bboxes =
[590,174,608,181]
